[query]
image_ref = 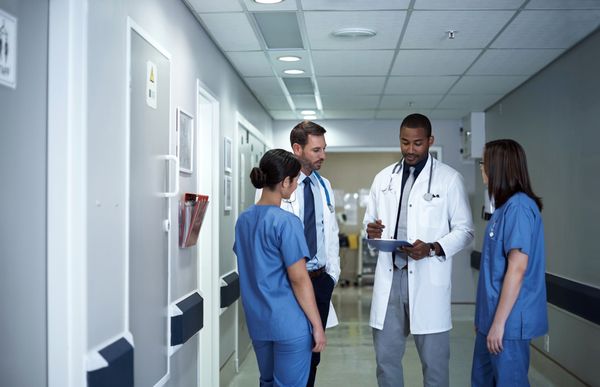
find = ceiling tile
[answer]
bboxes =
[187,0,243,12]
[312,50,395,76]
[254,12,304,49]
[227,52,273,76]
[304,11,406,50]
[258,95,291,110]
[402,10,515,49]
[392,49,481,75]
[414,0,525,10]
[437,94,503,110]
[492,10,600,48]
[244,77,284,95]
[316,77,387,95]
[301,0,410,11]
[376,109,431,119]
[380,95,444,109]
[322,110,377,119]
[269,110,299,120]
[450,75,528,94]
[243,0,298,11]
[292,94,319,109]
[526,0,600,9]
[468,49,564,75]
[198,13,261,51]
[283,77,314,94]
[321,95,381,109]
[385,76,459,94]
[428,109,469,119]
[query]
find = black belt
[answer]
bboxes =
[308,266,326,278]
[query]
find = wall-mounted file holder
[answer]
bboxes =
[220,271,240,309]
[87,334,134,387]
[179,193,209,248]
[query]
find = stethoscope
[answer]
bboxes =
[283,171,335,213]
[383,156,439,202]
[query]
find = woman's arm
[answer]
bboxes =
[487,248,528,354]
[287,259,327,352]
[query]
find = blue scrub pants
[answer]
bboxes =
[253,334,312,387]
[471,331,531,387]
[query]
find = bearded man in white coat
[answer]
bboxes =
[364,113,474,387]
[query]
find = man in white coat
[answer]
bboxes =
[257,121,340,386]
[364,113,474,387]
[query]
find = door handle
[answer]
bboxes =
[158,154,179,198]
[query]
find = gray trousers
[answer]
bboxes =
[373,268,450,387]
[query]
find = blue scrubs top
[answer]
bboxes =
[233,205,311,341]
[475,192,548,340]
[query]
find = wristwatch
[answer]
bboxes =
[428,243,436,257]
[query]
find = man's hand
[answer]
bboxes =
[366,219,385,239]
[312,325,327,353]
[400,239,430,260]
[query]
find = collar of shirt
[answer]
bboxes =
[402,154,429,180]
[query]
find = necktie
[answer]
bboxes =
[394,167,415,268]
[303,177,317,258]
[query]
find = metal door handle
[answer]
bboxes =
[158,154,179,197]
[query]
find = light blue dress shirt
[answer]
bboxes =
[299,172,326,271]
[233,205,311,341]
[475,192,548,339]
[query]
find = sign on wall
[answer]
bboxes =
[0,9,17,89]
[146,60,157,109]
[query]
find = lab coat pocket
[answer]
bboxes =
[427,257,451,287]
[421,200,445,227]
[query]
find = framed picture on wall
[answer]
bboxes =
[224,175,232,212]
[177,108,194,174]
[430,146,443,162]
[224,136,232,173]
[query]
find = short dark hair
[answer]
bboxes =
[400,113,432,137]
[250,149,301,190]
[484,139,543,211]
[290,120,326,147]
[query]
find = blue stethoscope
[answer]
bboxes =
[283,171,334,213]
[382,156,438,202]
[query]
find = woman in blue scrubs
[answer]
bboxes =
[234,149,326,387]
[472,139,548,386]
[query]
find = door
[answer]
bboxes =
[129,28,171,386]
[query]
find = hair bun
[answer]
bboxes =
[250,167,267,189]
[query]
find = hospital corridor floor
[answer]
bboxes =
[230,287,558,387]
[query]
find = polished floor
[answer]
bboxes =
[230,286,556,387]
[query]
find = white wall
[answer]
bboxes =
[0,1,48,386]
[85,1,272,386]
[475,27,600,385]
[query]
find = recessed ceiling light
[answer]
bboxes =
[278,55,301,62]
[254,0,284,4]
[283,69,304,75]
[331,28,376,38]
[301,110,316,115]
[303,115,317,120]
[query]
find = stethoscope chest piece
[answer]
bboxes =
[423,192,433,202]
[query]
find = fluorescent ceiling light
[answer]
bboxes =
[332,28,376,38]
[278,55,301,62]
[283,69,304,75]
[254,0,284,4]
[303,115,317,120]
[301,110,315,115]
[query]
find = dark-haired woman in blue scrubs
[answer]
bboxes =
[234,149,326,387]
[472,139,548,386]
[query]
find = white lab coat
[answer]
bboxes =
[256,174,340,327]
[363,156,473,334]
